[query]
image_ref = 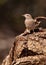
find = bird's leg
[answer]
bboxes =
[20,29,30,36]
[26,29,30,33]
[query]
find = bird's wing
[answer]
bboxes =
[34,16,46,21]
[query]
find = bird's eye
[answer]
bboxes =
[27,15,29,16]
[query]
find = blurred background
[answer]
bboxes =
[0,0,46,64]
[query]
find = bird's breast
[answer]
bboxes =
[25,19,36,30]
[25,19,34,26]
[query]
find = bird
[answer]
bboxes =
[20,14,46,36]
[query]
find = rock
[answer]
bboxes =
[1,31,46,65]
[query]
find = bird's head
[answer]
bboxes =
[22,14,32,19]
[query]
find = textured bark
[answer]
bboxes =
[1,29,46,65]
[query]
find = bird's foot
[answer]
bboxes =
[20,29,30,36]
[26,29,30,33]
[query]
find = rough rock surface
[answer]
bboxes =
[1,30,46,65]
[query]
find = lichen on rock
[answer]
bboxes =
[1,30,46,65]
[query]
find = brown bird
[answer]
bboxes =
[20,14,46,36]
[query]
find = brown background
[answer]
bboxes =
[0,0,46,64]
